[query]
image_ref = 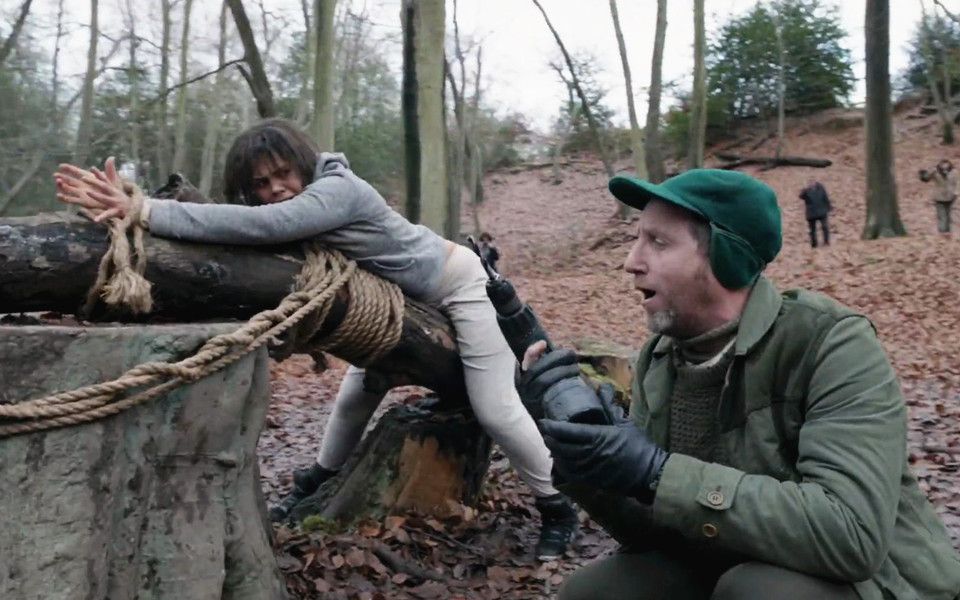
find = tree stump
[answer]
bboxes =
[0,323,286,600]
[292,402,492,525]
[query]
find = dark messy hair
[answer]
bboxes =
[222,118,320,205]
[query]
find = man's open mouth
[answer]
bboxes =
[639,288,657,302]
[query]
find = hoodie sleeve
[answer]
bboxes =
[147,154,363,245]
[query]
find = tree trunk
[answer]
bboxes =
[401,0,421,224]
[73,0,98,167]
[413,0,448,236]
[773,1,787,159]
[156,0,173,181]
[645,0,668,183]
[920,1,955,144]
[863,0,907,239]
[0,0,33,68]
[125,0,141,177]
[199,1,229,198]
[610,0,646,181]
[310,0,337,150]
[0,323,287,599]
[226,0,276,118]
[171,0,195,174]
[468,46,485,234]
[688,0,707,169]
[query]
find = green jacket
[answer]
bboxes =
[562,277,960,599]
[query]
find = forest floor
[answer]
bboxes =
[258,105,960,599]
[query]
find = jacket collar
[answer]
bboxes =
[651,276,782,358]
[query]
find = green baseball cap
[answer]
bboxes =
[609,169,782,289]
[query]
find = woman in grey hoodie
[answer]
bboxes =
[54,118,578,561]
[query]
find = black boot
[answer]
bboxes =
[534,493,579,561]
[268,463,338,523]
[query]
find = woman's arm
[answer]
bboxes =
[55,157,365,245]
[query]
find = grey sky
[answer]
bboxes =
[17,0,930,132]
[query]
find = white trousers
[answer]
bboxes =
[317,245,557,497]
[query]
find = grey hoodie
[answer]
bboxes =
[147,153,447,299]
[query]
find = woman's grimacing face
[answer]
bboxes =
[251,155,305,204]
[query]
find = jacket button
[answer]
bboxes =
[706,491,724,506]
[702,523,719,538]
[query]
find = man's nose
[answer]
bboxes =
[624,243,647,275]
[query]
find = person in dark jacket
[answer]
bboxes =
[477,231,501,273]
[518,170,960,599]
[799,179,832,247]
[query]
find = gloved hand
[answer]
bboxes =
[516,348,582,421]
[539,388,669,503]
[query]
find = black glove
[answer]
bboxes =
[516,349,582,421]
[539,389,669,503]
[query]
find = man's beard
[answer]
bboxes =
[647,308,678,335]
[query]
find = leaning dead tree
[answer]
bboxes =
[0,214,495,526]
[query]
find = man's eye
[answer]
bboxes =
[651,236,667,247]
[253,179,268,189]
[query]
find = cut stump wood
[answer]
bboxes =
[0,323,286,600]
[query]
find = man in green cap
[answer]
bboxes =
[518,169,960,599]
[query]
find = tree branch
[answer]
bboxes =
[0,0,33,68]
[933,0,960,25]
[144,58,245,105]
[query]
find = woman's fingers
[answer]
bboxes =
[94,207,123,223]
[104,156,119,184]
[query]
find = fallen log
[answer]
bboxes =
[0,213,493,534]
[0,212,466,404]
[714,153,833,171]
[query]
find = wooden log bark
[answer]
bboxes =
[0,323,286,600]
[0,213,467,406]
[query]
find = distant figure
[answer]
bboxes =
[799,180,832,248]
[919,160,958,233]
[477,231,501,273]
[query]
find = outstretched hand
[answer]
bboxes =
[54,156,130,222]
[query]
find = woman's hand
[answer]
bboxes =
[54,156,130,222]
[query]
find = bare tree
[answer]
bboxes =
[920,0,954,144]
[199,1,230,197]
[773,1,787,158]
[73,0,99,167]
[863,0,907,238]
[445,0,470,241]
[610,0,646,180]
[688,0,707,169]
[226,0,276,118]
[0,0,33,68]
[172,0,195,173]
[468,46,485,234]
[156,0,173,178]
[531,0,622,216]
[645,0,668,183]
[400,0,448,235]
[401,0,420,223]
[311,0,337,149]
[122,0,141,175]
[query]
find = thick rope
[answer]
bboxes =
[82,182,152,317]
[1,202,405,438]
